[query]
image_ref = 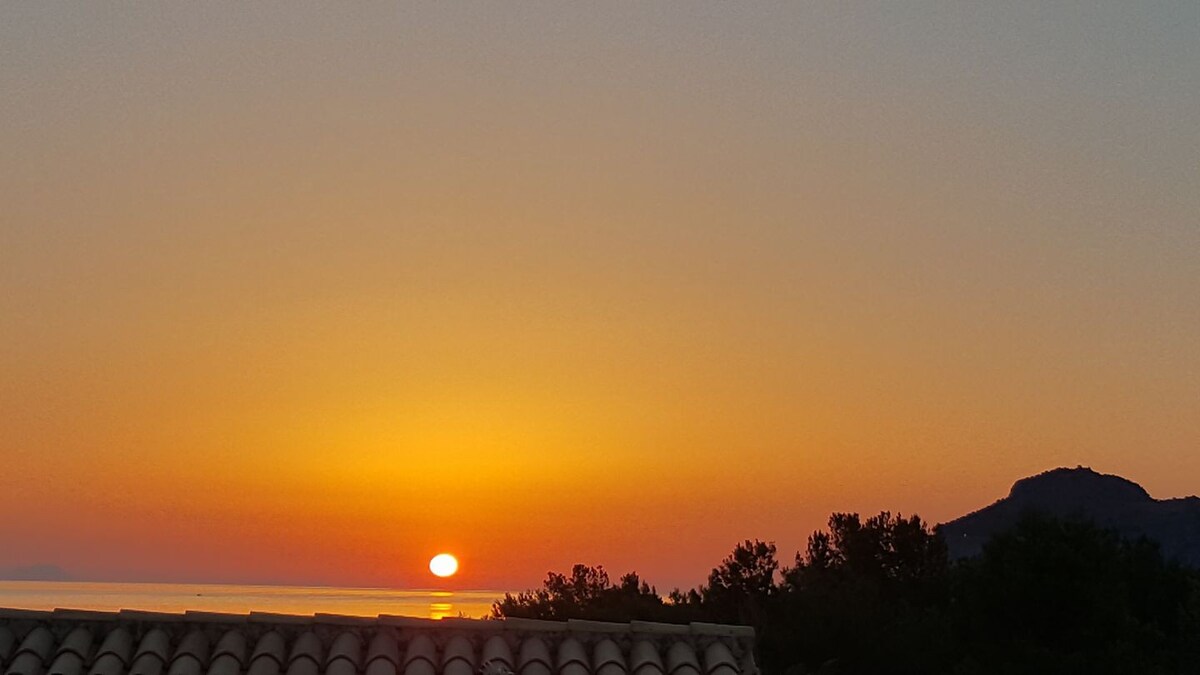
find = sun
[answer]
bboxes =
[429,553,459,578]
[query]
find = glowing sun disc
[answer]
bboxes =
[429,553,459,578]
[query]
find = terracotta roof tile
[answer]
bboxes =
[440,635,474,675]
[628,641,663,675]
[16,627,54,662]
[700,643,736,675]
[5,652,45,675]
[209,630,246,675]
[132,631,170,666]
[664,643,699,675]
[401,635,435,675]
[46,628,93,675]
[87,654,126,675]
[210,632,246,666]
[167,631,207,675]
[324,632,361,675]
[249,632,286,666]
[0,626,14,668]
[127,652,163,675]
[93,629,132,666]
[7,626,55,675]
[246,654,280,675]
[55,628,92,663]
[165,656,202,675]
[556,638,588,675]
[327,633,361,667]
[596,640,627,675]
[0,610,755,675]
[172,630,209,664]
[285,633,321,675]
[479,636,512,670]
[364,632,399,668]
[516,636,551,675]
[46,652,85,675]
[739,652,756,675]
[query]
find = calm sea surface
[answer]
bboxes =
[0,581,504,620]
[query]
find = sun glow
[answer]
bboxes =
[429,553,459,578]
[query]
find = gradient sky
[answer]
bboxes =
[2,2,1198,592]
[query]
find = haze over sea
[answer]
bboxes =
[0,581,503,620]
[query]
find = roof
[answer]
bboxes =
[0,608,756,675]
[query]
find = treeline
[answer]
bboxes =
[492,513,1200,674]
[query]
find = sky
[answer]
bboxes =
[2,2,1198,592]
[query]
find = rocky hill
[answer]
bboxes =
[939,466,1200,567]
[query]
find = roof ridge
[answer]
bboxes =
[0,607,752,637]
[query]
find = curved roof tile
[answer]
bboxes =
[0,627,13,668]
[401,635,435,675]
[364,656,396,675]
[45,652,85,675]
[738,652,757,675]
[592,640,623,671]
[87,654,126,675]
[480,636,512,669]
[556,638,587,675]
[284,657,316,675]
[401,636,433,667]
[701,644,736,675]
[326,633,362,669]
[285,632,321,675]
[324,658,354,675]
[441,635,474,675]
[5,652,47,675]
[363,632,398,675]
[245,656,279,675]
[325,632,361,675]
[166,630,209,675]
[287,633,322,667]
[172,631,210,666]
[0,608,755,675]
[629,642,662,675]
[127,653,164,675]
[164,659,201,675]
[206,654,241,675]
[249,633,286,667]
[211,632,246,666]
[664,644,699,675]
[46,628,94,675]
[15,628,54,664]
[517,637,551,675]
[54,629,92,662]
[93,629,132,666]
[132,631,170,666]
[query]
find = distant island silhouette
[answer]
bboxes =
[939,466,1200,566]
[0,563,70,582]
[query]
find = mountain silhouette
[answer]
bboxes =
[939,466,1200,567]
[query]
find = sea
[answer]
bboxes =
[0,581,504,620]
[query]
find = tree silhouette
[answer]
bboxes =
[770,512,951,674]
[953,514,1193,674]
[700,539,779,625]
[490,564,680,622]
[491,512,1200,675]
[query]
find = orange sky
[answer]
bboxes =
[2,3,1198,591]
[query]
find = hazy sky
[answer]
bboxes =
[2,3,1198,591]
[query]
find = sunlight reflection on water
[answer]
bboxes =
[0,581,504,619]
